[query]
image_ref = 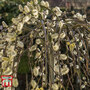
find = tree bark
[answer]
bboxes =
[48,46,54,89]
[26,73,28,90]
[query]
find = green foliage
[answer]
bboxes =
[17,51,29,74]
[0,0,30,25]
[0,0,42,25]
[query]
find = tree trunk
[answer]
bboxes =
[26,73,28,90]
[48,44,54,89]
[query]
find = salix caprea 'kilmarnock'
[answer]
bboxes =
[0,0,90,90]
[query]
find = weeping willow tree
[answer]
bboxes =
[0,0,90,90]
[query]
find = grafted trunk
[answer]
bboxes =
[48,46,54,89]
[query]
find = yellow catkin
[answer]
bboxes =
[69,43,75,52]
[2,57,9,61]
